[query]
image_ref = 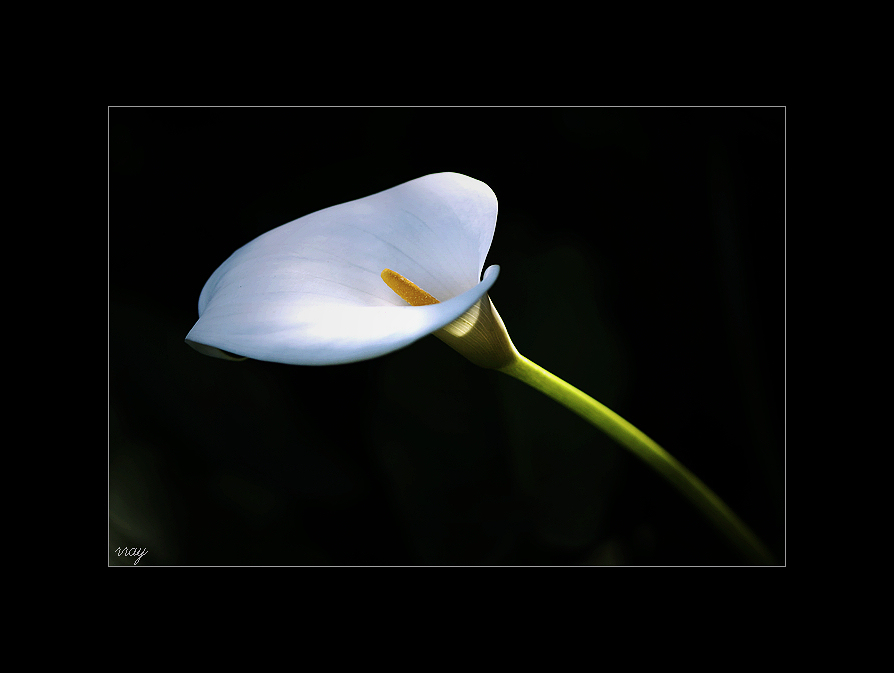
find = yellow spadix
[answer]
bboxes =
[380,269,441,306]
[381,268,518,370]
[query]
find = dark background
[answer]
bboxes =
[110,107,784,566]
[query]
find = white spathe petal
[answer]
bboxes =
[187,265,500,365]
[185,173,499,365]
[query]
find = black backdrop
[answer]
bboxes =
[109,107,784,565]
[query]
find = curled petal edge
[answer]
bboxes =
[185,265,501,366]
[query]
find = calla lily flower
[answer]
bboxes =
[185,172,777,564]
[186,172,514,367]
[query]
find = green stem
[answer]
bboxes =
[499,353,776,565]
